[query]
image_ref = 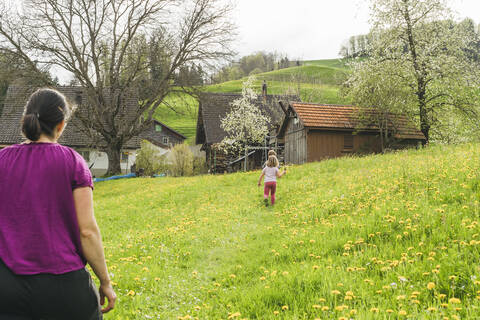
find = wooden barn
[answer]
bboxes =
[277,102,426,164]
[195,92,297,173]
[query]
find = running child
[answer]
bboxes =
[263,150,277,168]
[258,155,286,206]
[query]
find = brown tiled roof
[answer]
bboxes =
[290,102,425,140]
[196,92,299,145]
[0,86,171,149]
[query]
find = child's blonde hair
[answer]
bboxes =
[268,150,276,157]
[267,155,279,168]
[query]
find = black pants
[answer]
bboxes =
[0,260,102,320]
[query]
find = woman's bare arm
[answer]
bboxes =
[73,187,116,313]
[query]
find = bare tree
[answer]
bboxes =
[0,0,235,175]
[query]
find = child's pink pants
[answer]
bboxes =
[264,182,277,205]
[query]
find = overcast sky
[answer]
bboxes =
[232,0,480,60]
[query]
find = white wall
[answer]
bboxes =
[79,149,137,177]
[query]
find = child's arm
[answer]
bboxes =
[258,173,265,186]
[276,167,287,178]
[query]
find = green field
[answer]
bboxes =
[302,59,351,69]
[95,143,480,319]
[154,93,199,144]
[153,59,350,144]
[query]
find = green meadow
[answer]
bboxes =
[95,143,480,319]
[154,59,351,144]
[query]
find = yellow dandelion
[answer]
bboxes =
[398,310,407,316]
[427,282,436,290]
[228,312,241,319]
[281,305,288,311]
[127,290,135,296]
[449,297,461,304]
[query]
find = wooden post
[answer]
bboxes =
[214,149,217,174]
[244,147,248,171]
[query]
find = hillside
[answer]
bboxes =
[154,59,351,144]
[94,143,480,319]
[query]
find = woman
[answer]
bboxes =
[257,155,287,206]
[0,88,116,319]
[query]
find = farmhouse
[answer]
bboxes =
[195,92,298,173]
[277,102,426,164]
[0,86,186,176]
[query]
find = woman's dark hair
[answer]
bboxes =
[22,88,71,141]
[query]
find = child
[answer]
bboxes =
[263,150,278,168]
[258,155,286,206]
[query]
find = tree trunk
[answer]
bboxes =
[105,143,122,176]
[419,102,430,145]
[402,0,430,145]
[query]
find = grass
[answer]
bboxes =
[153,93,198,145]
[206,80,348,105]
[302,59,350,69]
[94,143,480,319]
[153,59,351,143]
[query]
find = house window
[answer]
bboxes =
[155,124,162,132]
[344,135,354,150]
[121,152,129,162]
[163,136,169,145]
[78,150,90,162]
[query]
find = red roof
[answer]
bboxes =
[290,102,425,140]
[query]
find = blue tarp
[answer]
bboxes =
[93,173,136,182]
[93,172,166,182]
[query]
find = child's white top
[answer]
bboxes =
[263,166,279,183]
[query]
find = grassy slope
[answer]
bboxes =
[154,59,351,144]
[154,93,199,144]
[95,143,480,319]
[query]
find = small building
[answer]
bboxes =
[195,92,298,173]
[140,119,187,156]
[0,86,186,176]
[277,102,426,164]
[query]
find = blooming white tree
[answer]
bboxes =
[343,59,414,152]
[346,0,480,143]
[220,76,270,156]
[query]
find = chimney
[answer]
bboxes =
[262,80,267,104]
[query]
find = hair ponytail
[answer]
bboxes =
[21,88,70,142]
[22,113,42,141]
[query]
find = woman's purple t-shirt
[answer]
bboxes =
[0,143,93,275]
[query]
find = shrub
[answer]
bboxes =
[193,156,207,175]
[169,143,194,177]
[135,140,167,176]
